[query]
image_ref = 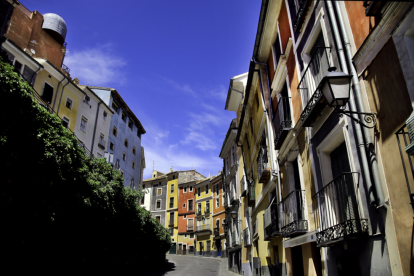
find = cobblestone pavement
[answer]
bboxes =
[143,255,239,276]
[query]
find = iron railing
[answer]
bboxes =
[257,147,270,183]
[248,181,255,207]
[240,175,248,197]
[243,228,252,247]
[197,209,202,216]
[168,220,174,227]
[196,224,211,232]
[288,0,310,32]
[0,50,94,158]
[298,47,332,126]
[205,206,210,214]
[273,97,293,150]
[396,124,414,213]
[280,190,308,237]
[62,63,70,74]
[264,200,281,240]
[231,230,239,247]
[253,219,258,238]
[312,172,368,246]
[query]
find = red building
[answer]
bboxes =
[176,179,196,255]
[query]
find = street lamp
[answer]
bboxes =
[320,67,377,128]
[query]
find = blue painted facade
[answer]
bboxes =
[90,87,145,188]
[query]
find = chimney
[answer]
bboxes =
[73,78,80,85]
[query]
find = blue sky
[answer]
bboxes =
[23,0,261,179]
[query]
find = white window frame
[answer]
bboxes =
[216,197,219,208]
[187,218,194,229]
[157,188,162,196]
[183,203,186,208]
[61,115,70,129]
[65,96,73,110]
[187,199,193,211]
[80,116,88,133]
[189,186,193,192]
[169,197,174,208]
[184,215,187,219]
[171,184,174,193]
[156,199,162,209]
[190,234,194,239]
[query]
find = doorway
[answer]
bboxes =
[291,245,304,276]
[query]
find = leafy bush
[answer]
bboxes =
[0,58,170,274]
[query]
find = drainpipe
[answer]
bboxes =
[327,1,384,207]
[91,102,102,153]
[52,75,66,111]
[56,79,70,114]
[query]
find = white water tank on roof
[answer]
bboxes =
[42,13,67,44]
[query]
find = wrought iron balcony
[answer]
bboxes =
[288,0,310,32]
[205,206,210,214]
[312,172,368,247]
[264,200,281,241]
[196,224,211,233]
[247,182,255,207]
[240,175,248,197]
[257,147,270,183]
[298,47,332,127]
[243,228,252,247]
[280,190,308,237]
[231,230,240,247]
[197,209,202,216]
[168,220,174,227]
[273,97,293,150]
[214,227,220,237]
[253,219,258,239]
[62,63,70,74]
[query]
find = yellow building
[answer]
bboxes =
[166,170,179,248]
[194,178,214,256]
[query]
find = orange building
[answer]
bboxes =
[176,180,196,255]
[211,173,225,257]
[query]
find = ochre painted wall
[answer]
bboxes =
[287,49,301,124]
[344,1,376,50]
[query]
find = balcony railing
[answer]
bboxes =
[214,227,220,236]
[240,175,248,197]
[312,172,368,247]
[247,182,255,207]
[62,63,70,74]
[264,200,281,241]
[257,147,270,183]
[196,224,211,232]
[273,97,293,150]
[280,190,308,237]
[168,220,174,227]
[231,230,239,247]
[197,209,202,216]
[187,224,194,231]
[243,228,252,247]
[288,0,310,32]
[253,219,258,238]
[205,206,210,214]
[298,47,332,127]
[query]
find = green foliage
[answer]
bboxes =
[0,58,170,273]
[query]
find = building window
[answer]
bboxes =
[121,170,124,178]
[65,98,72,109]
[184,234,187,238]
[169,197,174,208]
[99,134,105,148]
[188,199,193,211]
[197,187,201,197]
[156,215,161,223]
[216,198,219,208]
[189,186,193,192]
[190,234,194,239]
[184,186,187,193]
[122,112,127,122]
[122,152,126,161]
[133,147,136,155]
[103,111,107,121]
[184,215,187,219]
[96,152,102,158]
[110,142,114,151]
[14,60,22,72]
[84,96,90,105]
[171,184,174,193]
[132,161,135,169]
[124,139,128,147]
[112,101,119,113]
[183,203,186,208]
[61,116,70,129]
[80,117,88,133]
[157,188,162,195]
[41,82,54,104]
[156,200,161,209]
[128,120,133,130]
[112,126,117,137]
[216,184,219,195]
[173,175,175,180]
[205,185,209,194]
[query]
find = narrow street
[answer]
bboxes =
[144,255,237,276]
